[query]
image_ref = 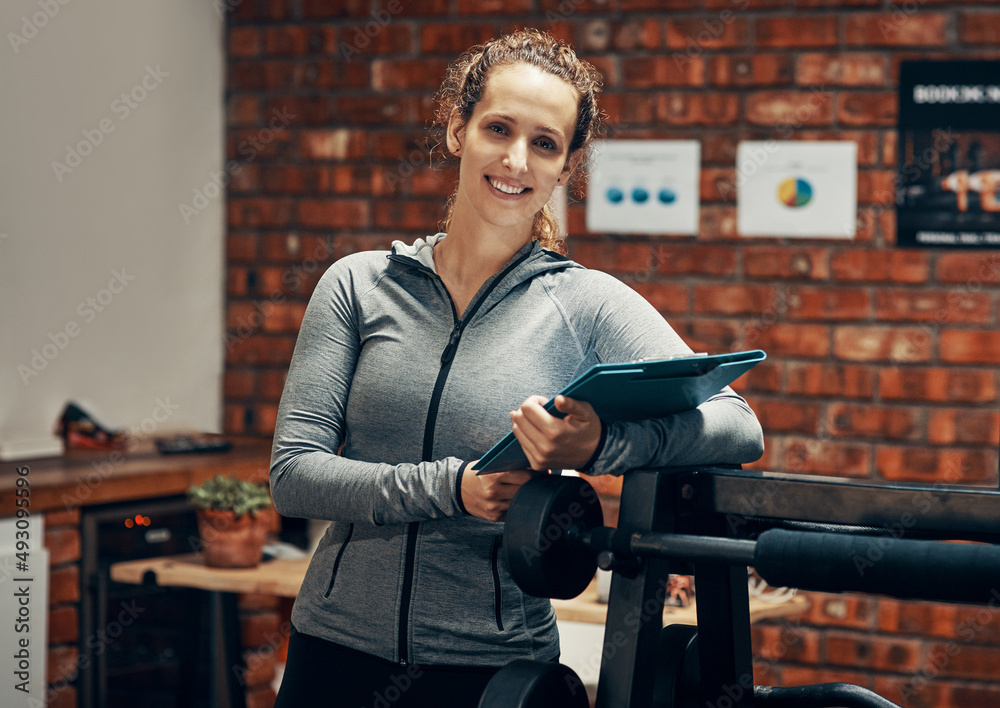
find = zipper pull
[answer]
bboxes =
[440,323,462,365]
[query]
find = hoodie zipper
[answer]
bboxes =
[394,246,534,665]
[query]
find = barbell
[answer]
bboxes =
[504,475,1000,605]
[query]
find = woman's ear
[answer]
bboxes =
[445,108,465,157]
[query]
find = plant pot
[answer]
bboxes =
[196,508,268,568]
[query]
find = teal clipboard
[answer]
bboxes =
[475,349,766,474]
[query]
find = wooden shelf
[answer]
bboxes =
[112,553,809,626]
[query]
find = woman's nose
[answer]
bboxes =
[502,140,528,174]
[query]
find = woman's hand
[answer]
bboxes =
[460,462,534,522]
[510,395,602,471]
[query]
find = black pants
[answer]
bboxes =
[273,626,500,708]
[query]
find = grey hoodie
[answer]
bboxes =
[270,234,763,667]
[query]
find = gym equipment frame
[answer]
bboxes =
[480,467,1000,708]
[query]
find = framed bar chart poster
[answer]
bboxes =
[897,60,1000,248]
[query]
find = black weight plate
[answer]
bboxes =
[504,475,603,599]
[478,659,590,708]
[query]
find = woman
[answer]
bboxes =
[270,28,763,707]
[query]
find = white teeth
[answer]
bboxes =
[489,177,527,195]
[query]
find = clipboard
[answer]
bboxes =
[475,349,766,474]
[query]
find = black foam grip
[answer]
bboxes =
[754,529,1000,605]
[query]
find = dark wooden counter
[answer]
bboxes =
[0,435,273,515]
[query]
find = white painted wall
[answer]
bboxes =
[0,0,225,453]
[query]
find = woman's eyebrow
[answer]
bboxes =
[485,112,566,140]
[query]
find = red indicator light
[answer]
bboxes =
[143,516,151,526]
[124,518,134,528]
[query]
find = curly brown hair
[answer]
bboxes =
[431,28,604,254]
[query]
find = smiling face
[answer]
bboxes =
[445,62,581,242]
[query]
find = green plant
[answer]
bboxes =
[187,475,272,519]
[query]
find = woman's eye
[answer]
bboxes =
[537,139,556,151]
[489,124,506,135]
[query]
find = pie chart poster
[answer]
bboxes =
[897,60,1000,249]
[737,141,857,238]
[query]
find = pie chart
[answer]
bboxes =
[777,177,813,208]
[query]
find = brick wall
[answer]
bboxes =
[222,2,1000,706]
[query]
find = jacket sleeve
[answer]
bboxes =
[570,272,764,476]
[268,257,466,525]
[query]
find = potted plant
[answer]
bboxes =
[187,474,273,568]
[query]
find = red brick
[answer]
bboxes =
[756,16,839,48]
[373,200,446,232]
[845,13,949,47]
[253,403,279,435]
[879,367,997,404]
[297,199,370,229]
[935,253,1000,286]
[225,369,256,400]
[826,403,920,441]
[782,437,871,477]
[47,644,79,685]
[940,330,1000,365]
[665,16,749,50]
[694,284,778,316]
[781,665,874,690]
[419,23,496,54]
[229,199,294,229]
[300,0,368,17]
[699,205,739,238]
[372,59,450,91]
[658,93,740,126]
[875,289,993,325]
[786,362,876,398]
[741,362,783,393]
[456,0,532,13]
[45,528,81,566]
[928,409,1000,446]
[229,27,261,58]
[833,326,932,363]
[259,369,289,402]
[796,52,888,86]
[45,508,80,528]
[825,631,922,672]
[599,93,657,125]
[701,167,736,202]
[228,234,259,263]
[680,319,744,353]
[49,565,80,605]
[878,598,960,639]
[753,400,821,434]
[837,91,898,127]
[627,281,690,315]
[796,0,880,6]
[242,646,278,687]
[48,605,79,644]
[752,623,821,664]
[225,336,296,367]
[241,610,282,648]
[924,642,1000,681]
[709,54,793,87]
[654,244,738,276]
[333,96,415,126]
[299,129,367,161]
[949,683,1000,708]
[45,685,77,708]
[609,18,663,52]
[745,246,830,280]
[747,323,830,358]
[805,591,877,629]
[623,56,705,88]
[746,90,834,127]
[876,447,997,484]
[960,12,1000,45]
[784,286,870,321]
